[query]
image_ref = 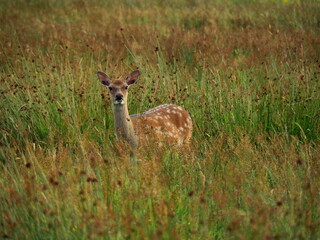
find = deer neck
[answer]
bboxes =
[113,103,138,149]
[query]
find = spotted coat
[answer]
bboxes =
[130,104,192,145]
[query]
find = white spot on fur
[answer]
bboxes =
[155,130,163,135]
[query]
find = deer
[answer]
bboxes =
[97,70,192,149]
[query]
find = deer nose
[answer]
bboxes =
[115,94,123,100]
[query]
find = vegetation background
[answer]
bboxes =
[0,0,319,239]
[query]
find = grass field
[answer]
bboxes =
[0,0,320,239]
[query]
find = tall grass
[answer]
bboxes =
[0,0,319,239]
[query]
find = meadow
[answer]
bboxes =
[0,0,319,239]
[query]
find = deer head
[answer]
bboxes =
[97,70,140,105]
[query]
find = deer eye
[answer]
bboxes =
[109,87,113,91]
[125,86,128,90]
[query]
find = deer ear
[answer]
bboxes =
[97,71,111,86]
[126,70,140,85]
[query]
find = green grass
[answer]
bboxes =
[0,0,320,239]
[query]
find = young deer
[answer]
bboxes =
[97,70,192,149]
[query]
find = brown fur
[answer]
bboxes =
[98,71,193,149]
[131,104,193,145]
